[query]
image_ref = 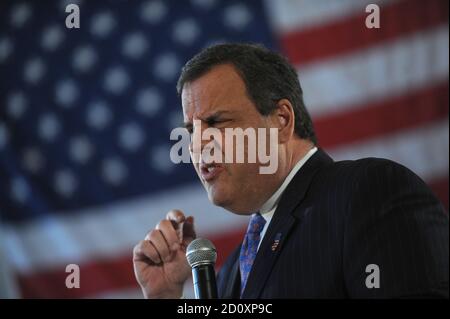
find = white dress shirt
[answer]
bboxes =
[256,147,318,251]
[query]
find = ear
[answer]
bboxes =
[274,99,295,144]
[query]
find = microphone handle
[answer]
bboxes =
[192,264,218,299]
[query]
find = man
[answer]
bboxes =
[133,43,449,298]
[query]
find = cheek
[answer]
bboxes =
[226,162,259,184]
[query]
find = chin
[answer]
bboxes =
[207,186,233,208]
[208,190,252,215]
[208,189,229,207]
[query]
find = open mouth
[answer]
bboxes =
[199,163,224,182]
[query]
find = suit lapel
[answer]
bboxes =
[241,149,333,298]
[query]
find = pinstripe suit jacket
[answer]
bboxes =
[217,149,449,298]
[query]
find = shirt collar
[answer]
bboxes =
[259,147,318,218]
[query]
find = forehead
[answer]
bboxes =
[181,64,250,119]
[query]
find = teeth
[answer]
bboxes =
[207,167,214,172]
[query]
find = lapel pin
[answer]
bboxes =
[271,233,282,251]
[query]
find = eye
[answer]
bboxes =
[206,119,218,127]
[208,119,230,127]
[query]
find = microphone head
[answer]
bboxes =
[186,238,217,268]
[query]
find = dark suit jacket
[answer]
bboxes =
[217,149,449,298]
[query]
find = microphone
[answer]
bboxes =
[186,238,218,299]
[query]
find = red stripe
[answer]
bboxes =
[17,173,448,298]
[16,229,245,298]
[280,0,449,66]
[16,253,134,298]
[315,81,449,149]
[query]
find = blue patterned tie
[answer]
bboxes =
[239,213,266,297]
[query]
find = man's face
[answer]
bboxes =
[181,64,281,214]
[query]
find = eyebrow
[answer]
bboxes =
[183,110,232,129]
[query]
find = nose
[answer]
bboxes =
[189,120,217,162]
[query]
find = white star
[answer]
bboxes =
[151,144,175,173]
[22,148,45,174]
[172,18,200,46]
[38,113,61,142]
[55,79,79,107]
[0,37,13,63]
[7,91,28,119]
[86,100,113,130]
[103,66,130,94]
[122,32,149,59]
[90,11,116,38]
[72,45,97,73]
[69,136,94,164]
[10,3,32,28]
[135,87,163,117]
[54,169,78,198]
[102,157,128,186]
[118,122,145,152]
[24,57,46,84]
[153,52,180,81]
[223,3,252,31]
[11,177,30,204]
[41,25,65,51]
[0,123,9,150]
[141,0,168,24]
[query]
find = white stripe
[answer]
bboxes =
[4,184,247,273]
[3,216,85,272]
[328,119,449,182]
[265,0,394,33]
[0,224,20,298]
[299,25,449,118]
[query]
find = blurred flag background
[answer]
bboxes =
[0,0,448,298]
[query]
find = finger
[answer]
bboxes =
[147,229,171,262]
[133,240,161,264]
[185,215,194,224]
[183,216,196,240]
[166,209,185,223]
[156,219,180,250]
[166,210,186,243]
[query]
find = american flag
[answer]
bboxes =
[0,0,448,298]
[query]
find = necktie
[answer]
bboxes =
[239,213,266,297]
